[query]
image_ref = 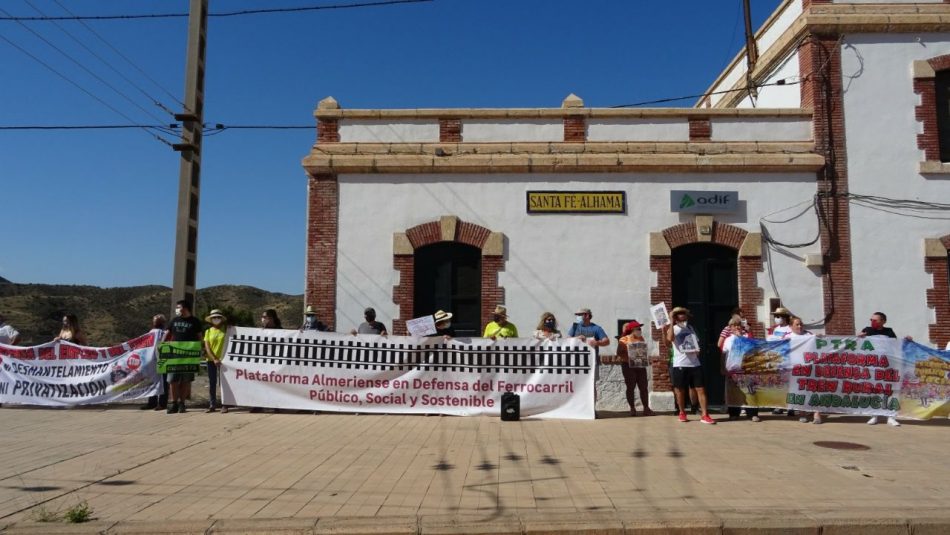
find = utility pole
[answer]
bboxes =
[742,0,760,101]
[171,0,208,311]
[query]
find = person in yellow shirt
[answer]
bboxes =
[203,309,228,413]
[483,305,519,339]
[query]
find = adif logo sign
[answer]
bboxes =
[670,190,738,213]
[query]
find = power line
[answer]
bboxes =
[0,0,434,21]
[0,31,175,146]
[610,78,800,108]
[0,6,174,129]
[49,0,184,110]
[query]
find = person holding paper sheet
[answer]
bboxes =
[616,321,654,417]
[666,307,715,424]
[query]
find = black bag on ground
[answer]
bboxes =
[500,392,520,421]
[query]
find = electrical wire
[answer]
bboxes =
[0,0,434,21]
[0,31,174,146]
[43,0,182,111]
[610,78,800,108]
[0,6,175,131]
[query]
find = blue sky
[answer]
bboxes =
[0,0,782,294]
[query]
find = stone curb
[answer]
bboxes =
[2,511,948,535]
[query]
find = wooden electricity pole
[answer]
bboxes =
[171,0,208,311]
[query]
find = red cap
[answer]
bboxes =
[622,321,643,335]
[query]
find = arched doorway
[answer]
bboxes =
[671,244,738,406]
[414,242,482,337]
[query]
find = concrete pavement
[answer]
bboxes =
[0,405,947,533]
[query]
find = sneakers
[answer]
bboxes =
[221,407,229,414]
[799,416,809,423]
[751,416,761,423]
[205,407,217,413]
[166,403,178,414]
[700,414,716,425]
[178,403,187,413]
[678,411,688,423]
[867,416,879,425]
[813,416,823,425]
[887,416,901,427]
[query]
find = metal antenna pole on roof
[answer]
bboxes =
[170,0,208,313]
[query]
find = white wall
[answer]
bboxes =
[738,51,802,109]
[339,120,439,142]
[461,120,563,142]
[334,173,824,343]
[841,33,950,343]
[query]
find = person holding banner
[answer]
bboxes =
[354,307,388,336]
[859,312,902,427]
[432,310,455,339]
[785,316,823,424]
[0,313,20,345]
[666,307,715,424]
[720,315,758,422]
[203,309,228,413]
[533,312,561,341]
[616,321,654,417]
[261,309,282,329]
[302,305,329,332]
[141,314,169,411]
[54,313,86,345]
[768,307,795,416]
[483,305,518,339]
[164,300,202,414]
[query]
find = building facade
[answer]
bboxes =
[302,0,950,410]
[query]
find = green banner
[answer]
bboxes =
[157,341,204,374]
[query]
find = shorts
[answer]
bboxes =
[167,372,195,383]
[672,366,704,389]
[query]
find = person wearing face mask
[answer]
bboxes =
[568,308,610,391]
[616,321,654,417]
[767,307,795,416]
[261,309,283,329]
[202,310,228,413]
[164,300,203,414]
[858,311,902,427]
[301,305,329,332]
[483,305,518,339]
[430,310,455,340]
[665,307,715,424]
[353,307,388,336]
[532,312,561,341]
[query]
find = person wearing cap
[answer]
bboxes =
[483,305,518,339]
[665,306,715,424]
[616,321,654,417]
[302,305,329,332]
[532,312,561,341]
[353,307,388,336]
[431,310,455,339]
[568,308,609,349]
[203,309,228,413]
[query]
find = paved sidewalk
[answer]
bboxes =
[0,406,947,533]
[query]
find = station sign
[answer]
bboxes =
[526,191,626,214]
[670,190,739,213]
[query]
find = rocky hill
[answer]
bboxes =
[0,283,303,346]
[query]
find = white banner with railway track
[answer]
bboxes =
[221,328,595,419]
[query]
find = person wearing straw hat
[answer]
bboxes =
[431,310,455,340]
[665,306,715,424]
[483,305,518,339]
[203,309,228,413]
[302,305,329,332]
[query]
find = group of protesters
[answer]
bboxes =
[0,301,942,425]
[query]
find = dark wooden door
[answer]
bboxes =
[672,243,738,406]
[414,243,481,337]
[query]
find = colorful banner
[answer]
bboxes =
[0,331,162,406]
[726,335,950,419]
[157,341,204,373]
[899,341,950,419]
[221,328,595,419]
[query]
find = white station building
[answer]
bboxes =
[301,0,950,410]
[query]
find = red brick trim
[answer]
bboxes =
[439,118,461,142]
[915,54,950,163]
[317,118,339,143]
[564,116,586,142]
[392,218,503,335]
[801,0,830,8]
[800,34,855,335]
[925,235,950,347]
[648,221,765,393]
[688,117,711,141]
[305,173,339,330]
